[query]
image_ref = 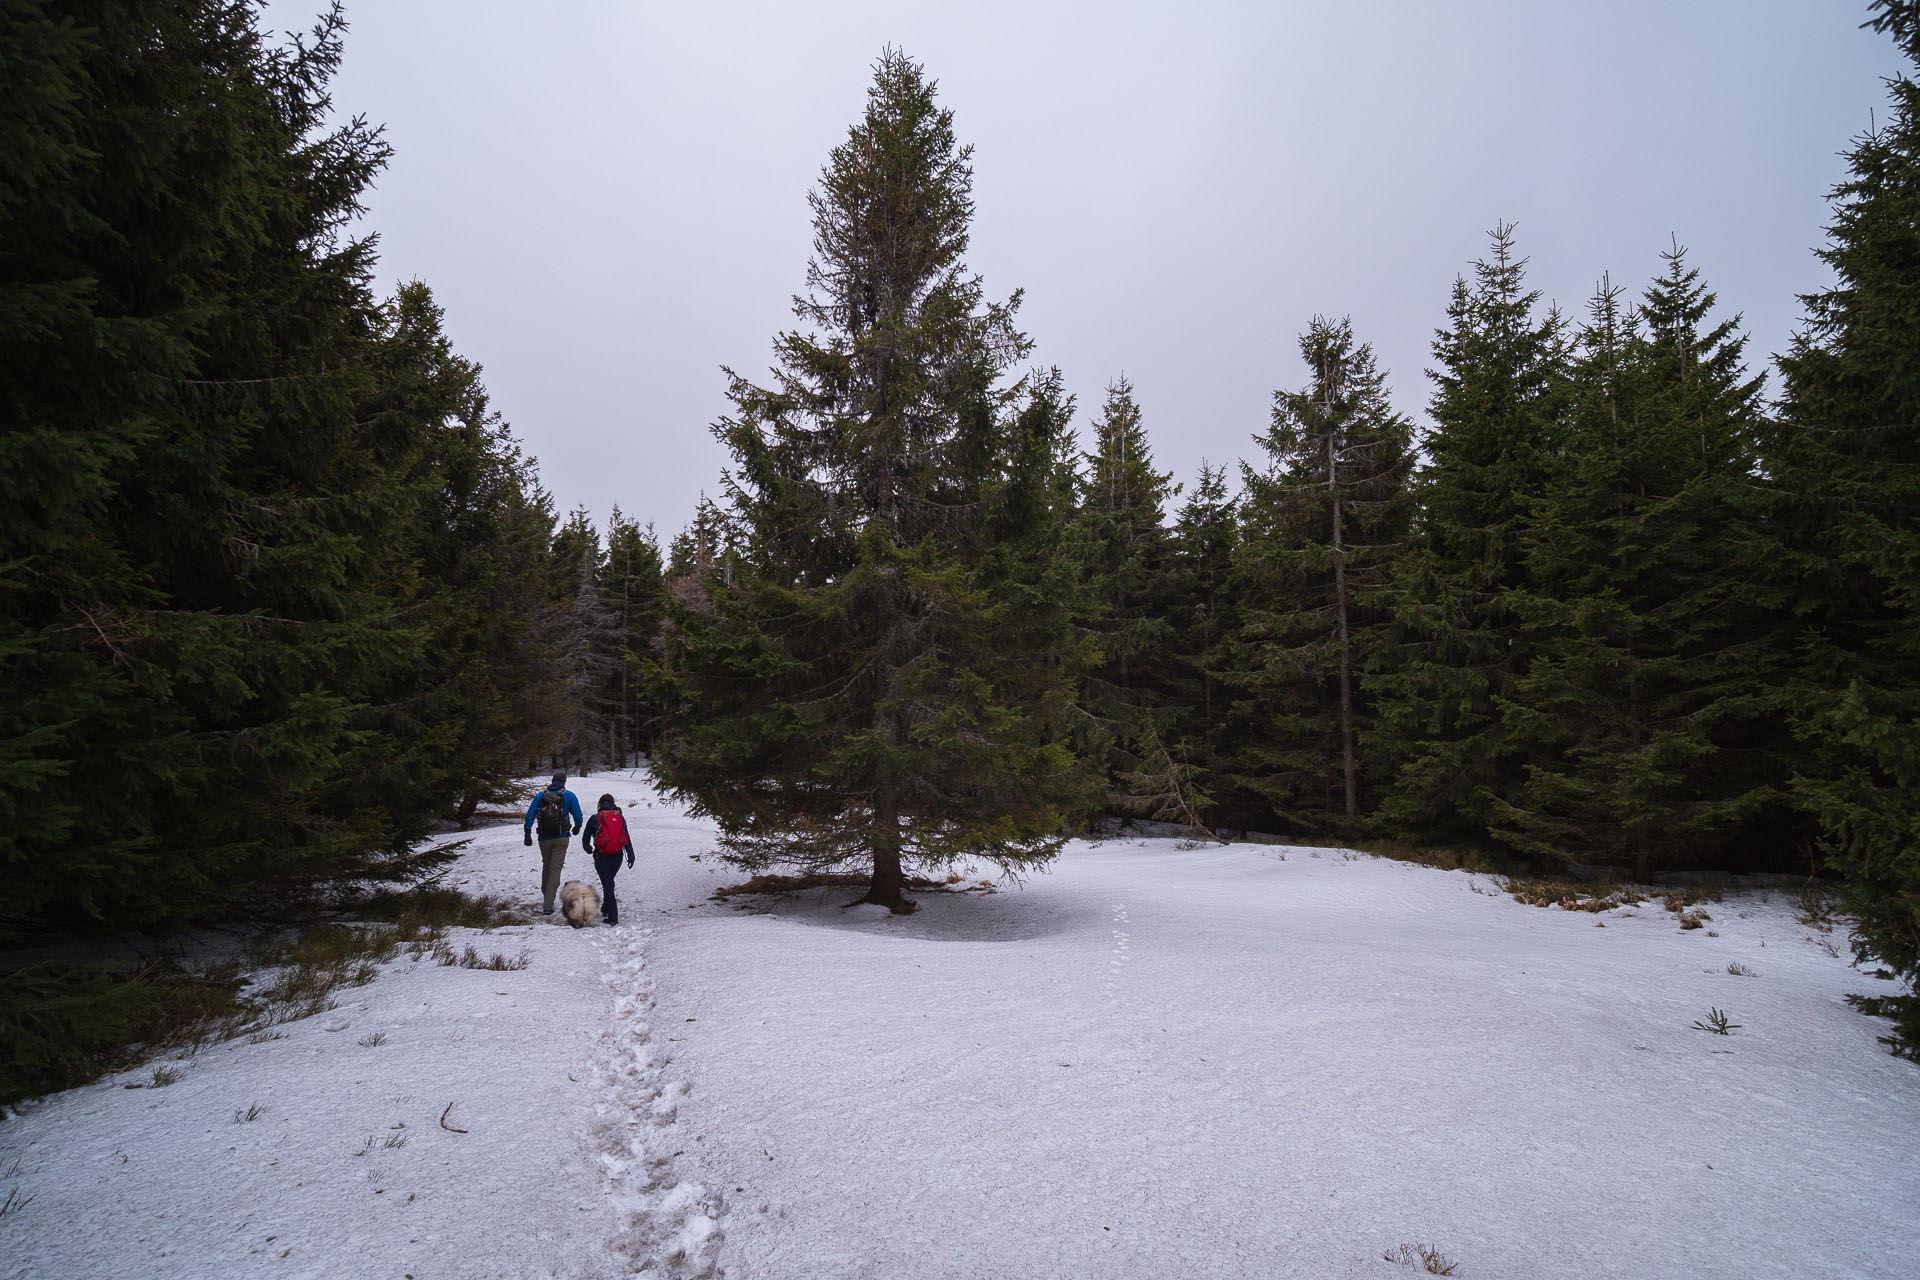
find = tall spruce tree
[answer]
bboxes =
[548,515,622,771]
[1224,318,1414,833]
[1492,255,1771,880]
[1163,463,1240,826]
[1372,225,1569,843]
[4,2,438,925]
[604,511,666,763]
[1072,377,1193,826]
[2,3,556,930]
[653,50,1092,911]
[1758,0,1920,1055]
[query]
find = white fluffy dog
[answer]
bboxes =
[558,879,602,928]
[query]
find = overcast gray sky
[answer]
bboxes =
[264,1,1905,540]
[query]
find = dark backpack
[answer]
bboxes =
[596,809,629,857]
[536,789,570,837]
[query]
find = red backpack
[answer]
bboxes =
[596,808,630,857]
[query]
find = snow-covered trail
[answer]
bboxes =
[4,771,1917,1279]
[0,770,717,1280]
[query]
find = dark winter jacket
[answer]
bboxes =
[583,802,632,859]
[523,786,583,837]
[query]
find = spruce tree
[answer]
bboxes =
[1,3,554,928]
[604,511,666,762]
[1,2,438,924]
[1224,318,1415,833]
[1372,225,1569,843]
[548,516,622,772]
[1758,0,1920,1055]
[1072,377,1189,824]
[666,496,736,587]
[1492,254,1771,880]
[653,50,1092,911]
[1163,463,1240,826]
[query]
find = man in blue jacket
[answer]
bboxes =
[523,772,584,914]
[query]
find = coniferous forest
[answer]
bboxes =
[4,1,1919,1059]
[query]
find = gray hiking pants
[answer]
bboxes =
[538,837,570,911]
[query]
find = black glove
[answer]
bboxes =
[572,825,582,836]
[523,832,532,847]
[626,853,635,869]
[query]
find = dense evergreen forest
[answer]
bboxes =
[3,1,1917,1056]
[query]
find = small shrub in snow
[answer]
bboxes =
[358,1031,388,1047]
[1678,908,1710,930]
[233,1103,265,1122]
[1727,962,1757,977]
[148,1065,179,1087]
[1384,1242,1458,1274]
[1796,879,1835,930]
[1692,1007,1739,1035]
[0,1186,35,1220]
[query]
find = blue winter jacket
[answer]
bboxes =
[524,787,584,837]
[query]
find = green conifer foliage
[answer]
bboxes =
[1225,318,1415,833]
[666,496,736,585]
[653,50,1092,911]
[604,511,667,763]
[1072,378,1194,826]
[557,530,624,771]
[2,4,552,928]
[1373,225,1569,842]
[3,3,406,923]
[1163,463,1240,822]
[1492,253,1771,880]
[1760,1,1920,1055]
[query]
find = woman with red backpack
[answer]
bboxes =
[581,793,635,926]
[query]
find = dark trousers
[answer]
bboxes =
[593,852,624,924]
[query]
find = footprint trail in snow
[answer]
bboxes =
[1107,902,1131,1003]
[589,922,727,1278]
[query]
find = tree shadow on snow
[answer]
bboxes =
[710,875,1103,944]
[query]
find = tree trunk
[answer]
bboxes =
[454,786,483,828]
[863,779,915,913]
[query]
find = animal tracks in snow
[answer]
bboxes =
[589,925,726,1278]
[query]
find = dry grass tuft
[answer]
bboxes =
[1505,877,1644,913]
[1384,1242,1459,1275]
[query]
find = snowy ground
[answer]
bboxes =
[4,769,1918,1279]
